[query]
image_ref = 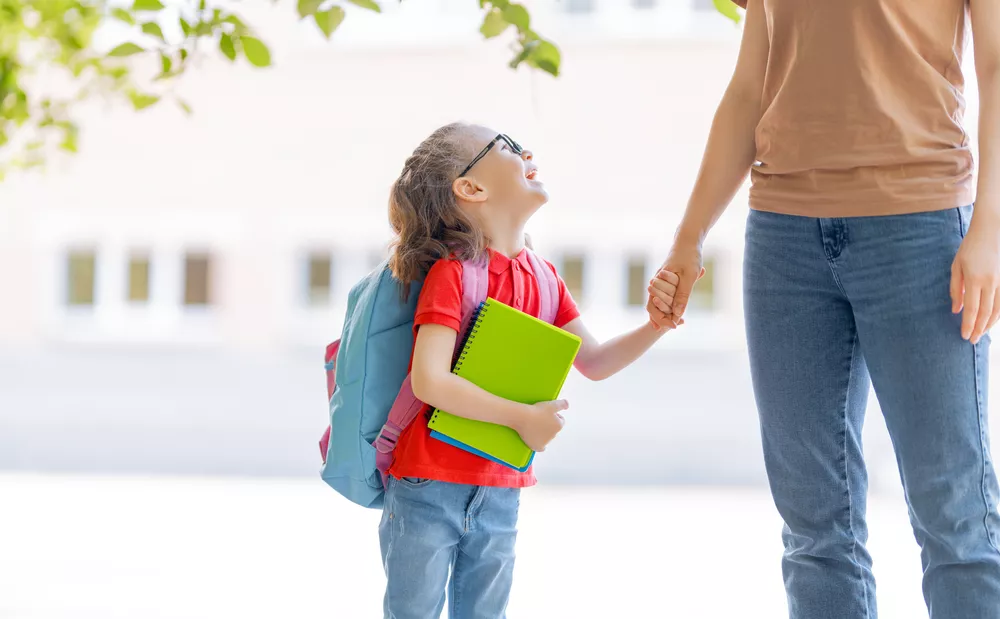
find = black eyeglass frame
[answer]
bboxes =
[457,134,523,178]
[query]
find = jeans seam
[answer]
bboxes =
[973,339,1000,554]
[451,549,462,618]
[819,222,851,298]
[385,478,396,562]
[843,332,872,619]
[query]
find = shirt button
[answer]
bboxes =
[515,297,523,307]
[513,262,520,271]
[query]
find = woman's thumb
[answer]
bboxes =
[672,272,696,319]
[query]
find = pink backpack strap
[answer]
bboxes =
[319,340,341,464]
[373,256,490,481]
[458,256,490,344]
[525,249,560,325]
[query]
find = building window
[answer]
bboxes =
[626,256,648,307]
[183,253,212,306]
[561,253,586,304]
[127,254,151,303]
[633,0,657,8]
[307,253,333,306]
[565,0,595,13]
[66,250,96,306]
[690,256,717,310]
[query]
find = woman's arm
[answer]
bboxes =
[648,0,770,326]
[956,0,1000,343]
[409,324,567,451]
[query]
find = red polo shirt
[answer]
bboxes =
[387,249,580,488]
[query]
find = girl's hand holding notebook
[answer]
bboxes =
[513,399,568,452]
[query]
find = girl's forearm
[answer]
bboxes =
[411,370,528,430]
[574,322,664,382]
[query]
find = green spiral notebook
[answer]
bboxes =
[427,298,582,471]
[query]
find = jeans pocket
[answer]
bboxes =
[957,204,974,238]
[398,476,433,488]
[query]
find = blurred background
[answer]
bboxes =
[0,0,986,617]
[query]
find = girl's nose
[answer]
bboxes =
[521,150,533,161]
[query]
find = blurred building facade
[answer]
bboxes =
[3,0,973,486]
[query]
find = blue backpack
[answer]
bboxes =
[318,251,559,508]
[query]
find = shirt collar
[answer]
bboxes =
[487,248,532,275]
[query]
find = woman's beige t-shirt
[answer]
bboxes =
[734,0,975,217]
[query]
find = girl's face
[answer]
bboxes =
[455,126,548,214]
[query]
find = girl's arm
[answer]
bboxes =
[562,316,668,382]
[410,323,567,451]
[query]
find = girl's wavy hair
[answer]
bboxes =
[388,123,487,295]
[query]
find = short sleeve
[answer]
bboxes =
[414,259,463,333]
[543,259,581,328]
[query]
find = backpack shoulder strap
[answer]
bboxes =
[374,256,490,480]
[458,255,490,345]
[525,249,560,325]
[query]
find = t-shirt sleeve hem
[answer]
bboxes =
[414,312,461,333]
[554,308,581,329]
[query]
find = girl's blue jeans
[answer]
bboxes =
[380,476,520,619]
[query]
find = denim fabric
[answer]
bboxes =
[380,476,519,619]
[744,206,1000,619]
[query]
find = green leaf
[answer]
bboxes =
[501,4,529,30]
[176,98,193,115]
[346,0,380,12]
[141,22,165,41]
[180,18,191,36]
[219,33,236,60]
[224,15,248,33]
[713,0,741,23]
[111,8,135,25]
[508,38,535,69]
[480,8,508,38]
[160,52,172,74]
[60,124,79,153]
[108,42,145,57]
[11,92,29,125]
[128,91,161,110]
[526,39,560,76]
[180,48,189,62]
[314,7,345,38]
[240,36,271,67]
[297,0,322,18]
[132,0,164,11]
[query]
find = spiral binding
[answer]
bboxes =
[430,301,490,423]
[453,300,490,374]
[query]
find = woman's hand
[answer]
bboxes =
[951,212,1000,344]
[647,235,705,330]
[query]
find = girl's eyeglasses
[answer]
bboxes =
[457,134,523,178]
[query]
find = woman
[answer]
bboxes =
[647,1,1000,617]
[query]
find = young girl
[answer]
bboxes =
[382,122,678,619]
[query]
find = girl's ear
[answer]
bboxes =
[452,177,488,203]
